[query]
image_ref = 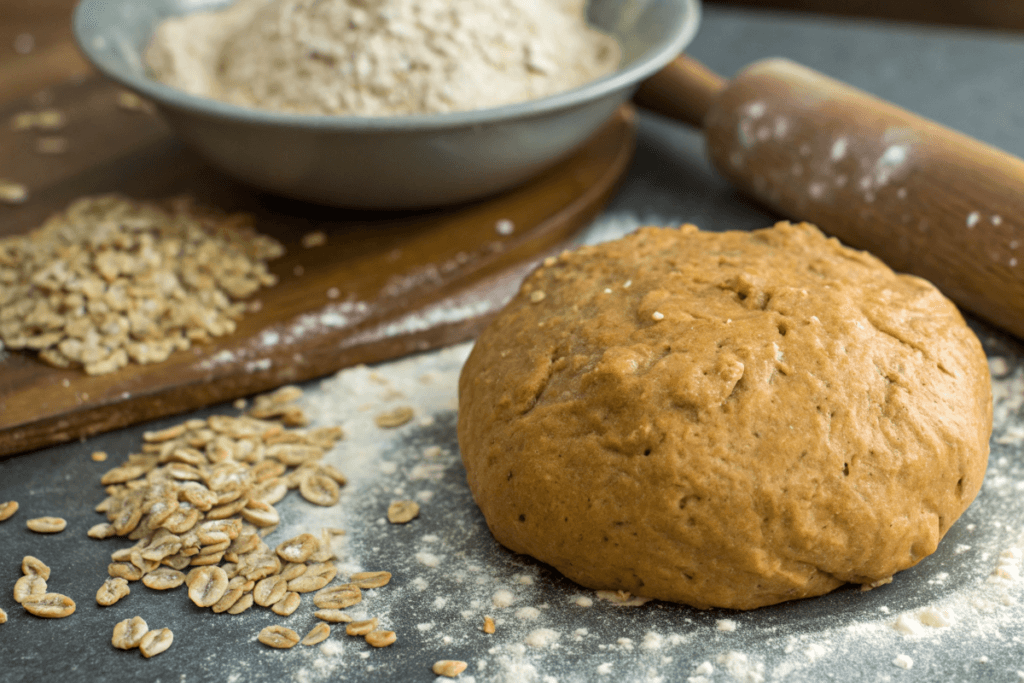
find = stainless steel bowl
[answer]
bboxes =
[73,0,700,209]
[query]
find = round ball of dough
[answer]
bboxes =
[458,222,991,610]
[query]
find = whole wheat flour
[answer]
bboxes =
[145,0,621,116]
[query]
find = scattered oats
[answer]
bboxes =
[22,593,76,618]
[375,406,414,429]
[346,618,379,636]
[350,571,392,589]
[651,311,665,321]
[91,451,108,462]
[140,628,174,657]
[388,500,420,524]
[365,630,396,648]
[0,195,282,373]
[314,584,362,609]
[483,616,496,634]
[142,568,186,590]
[14,575,47,603]
[315,609,354,623]
[433,660,469,678]
[301,231,327,248]
[716,619,737,632]
[233,398,247,409]
[529,290,546,303]
[26,517,66,533]
[259,625,301,649]
[112,616,149,649]
[302,622,331,646]
[574,596,593,607]
[0,180,28,204]
[0,501,18,521]
[96,577,131,606]
[36,136,68,155]
[228,592,255,614]
[22,556,51,580]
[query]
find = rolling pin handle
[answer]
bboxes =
[633,54,727,128]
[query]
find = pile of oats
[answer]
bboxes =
[89,386,395,650]
[13,555,76,618]
[0,194,283,374]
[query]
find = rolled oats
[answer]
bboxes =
[96,577,131,606]
[112,616,149,649]
[313,609,353,623]
[301,622,331,646]
[271,591,301,616]
[374,406,414,429]
[26,516,67,533]
[253,575,288,606]
[276,533,317,563]
[365,630,396,648]
[349,571,391,589]
[300,473,340,507]
[279,562,308,582]
[0,195,282,374]
[22,593,76,618]
[313,584,361,609]
[88,522,116,539]
[13,575,47,603]
[109,562,144,582]
[226,592,254,615]
[345,617,378,636]
[22,556,51,580]
[139,628,174,658]
[258,625,300,649]
[387,500,419,524]
[211,587,245,613]
[188,566,228,607]
[0,501,19,521]
[433,661,469,678]
[142,568,186,590]
[288,562,336,593]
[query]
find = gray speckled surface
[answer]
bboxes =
[3,5,1024,682]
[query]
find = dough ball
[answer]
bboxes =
[458,222,991,610]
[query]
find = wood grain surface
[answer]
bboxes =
[0,78,636,457]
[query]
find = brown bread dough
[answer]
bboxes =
[458,222,992,610]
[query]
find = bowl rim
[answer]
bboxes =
[72,0,701,131]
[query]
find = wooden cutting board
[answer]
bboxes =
[0,77,636,457]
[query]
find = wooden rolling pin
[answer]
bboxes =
[635,55,1024,339]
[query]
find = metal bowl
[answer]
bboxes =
[73,0,700,209]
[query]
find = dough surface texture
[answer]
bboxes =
[458,222,992,610]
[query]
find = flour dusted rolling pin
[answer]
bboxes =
[635,55,1024,339]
